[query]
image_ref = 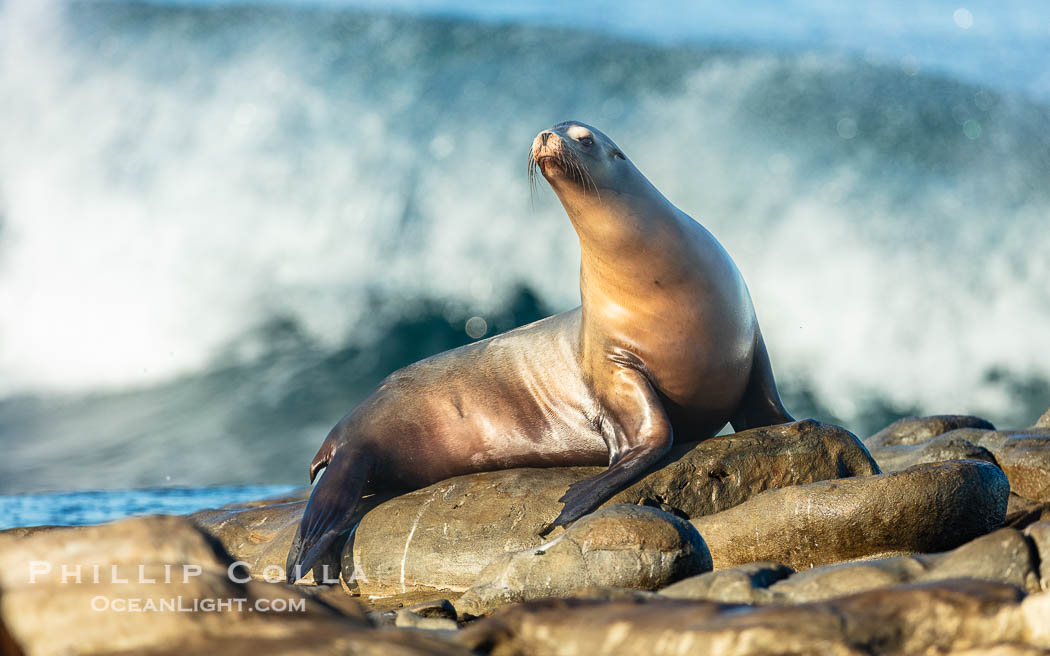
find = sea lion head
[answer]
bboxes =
[529,121,637,197]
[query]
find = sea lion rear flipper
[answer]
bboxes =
[286,448,369,583]
[730,329,794,432]
[541,364,672,536]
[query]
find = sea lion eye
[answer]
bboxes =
[579,136,594,146]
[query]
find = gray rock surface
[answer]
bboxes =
[454,505,710,617]
[457,580,1050,656]
[348,420,877,594]
[691,460,1010,570]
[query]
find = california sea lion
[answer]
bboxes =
[285,121,793,581]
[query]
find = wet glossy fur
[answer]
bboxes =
[285,121,793,581]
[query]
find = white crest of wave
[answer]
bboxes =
[0,1,577,394]
[626,59,1050,420]
[1,1,1048,429]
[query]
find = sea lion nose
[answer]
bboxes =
[541,132,550,146]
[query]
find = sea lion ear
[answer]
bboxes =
[611,150,626,160]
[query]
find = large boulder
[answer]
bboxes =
[454,505,710,617]
[189,488,396,584]
[605,419,879,518]
[348,420,877,594]
[457,581,1050,656]
[0,515,466,656]
[691,460,1009,570]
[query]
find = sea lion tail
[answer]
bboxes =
[286,448,369,583]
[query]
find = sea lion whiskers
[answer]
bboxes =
[528,148,540,206]
[528,143,599,199]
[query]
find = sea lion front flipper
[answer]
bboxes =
[541,365,672,535]
[730,329,794,432]
[285,447,370,583]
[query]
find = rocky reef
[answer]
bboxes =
[2,412,1050,655]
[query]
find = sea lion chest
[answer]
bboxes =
[580,229,757,417]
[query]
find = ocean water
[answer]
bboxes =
[0,485,299,529]
[0,0,1048,501]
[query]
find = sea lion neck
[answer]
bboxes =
[554,174,690,296]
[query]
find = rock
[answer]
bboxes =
[769,558,921,603]
[909,528,1039,592]
[457,580,1048,656]
[866,414,995,447]
[0,515,467,656]
[348,467,585,596]
[767,527,1040,602]
[605,419,879,518]
[659,528,1039,605]
[453,505,710,617]
[866,432,998,474]
[980,430,1050,503]
[867,417,1050,504]
[0,525,66,539]
[403,599,459,620]
[1005,494,1050,530]
[950,646,1050,656]
[691,460,1009,570]
[360,589,466,615]
[348,420,877,594]
[0,593,20,656]
[1023,521,1050,590]
[395,615,459,632]
[659,562,794,604]
[1023,591,1050,646]
[187,493,315,582]
[190,488,394,584]
[395,599,460,631]
[905,427,1050,504]
[1035,408,1050,429]
[556,586,661,603]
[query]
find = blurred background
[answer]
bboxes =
[1,0,1048,495]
